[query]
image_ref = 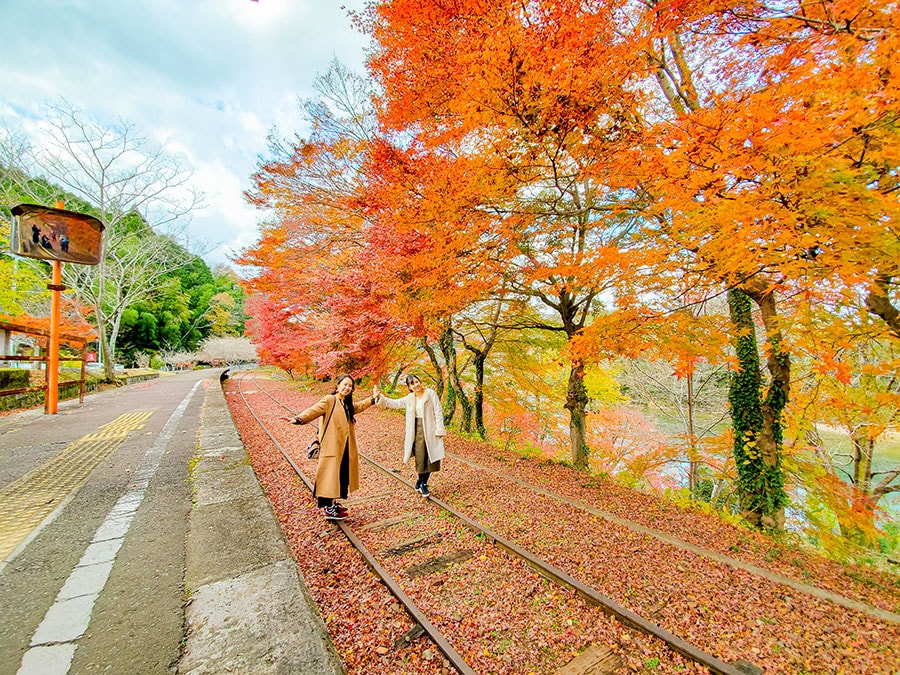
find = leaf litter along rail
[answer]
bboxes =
[421,467,900,672]
[236,371,751,675]
[234,371,637,673]
[356,422,900,672]
[232,371,473,674]
[244,373,900,674]
[441,453,900,625]
[436,450,900,619]
[248,372,900,621]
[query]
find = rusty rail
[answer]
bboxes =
[231,370,477,675]
[243,371,750,675]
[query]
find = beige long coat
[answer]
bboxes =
[379,388,446,465]
[295,393,375,499]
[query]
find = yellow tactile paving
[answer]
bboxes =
[0,411,153,561]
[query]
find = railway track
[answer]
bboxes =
[230,371,761,674]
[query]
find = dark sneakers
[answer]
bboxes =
[323,505,346,520]
[418,484,430,497]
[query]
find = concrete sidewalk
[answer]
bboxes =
[179,370,343,674]
[0,369,342,674]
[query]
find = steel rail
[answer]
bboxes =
[248,374,743,675]
[249,373,747,675]
[248,370,900,625]
[230,371,477,675]
[360,453,744,675]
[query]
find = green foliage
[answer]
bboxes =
[1,163,246,367]
[0,257,48,315]
[0,170,62,316]
[878,522,899,558]
[204,291,242,336]
[0,368,29,390]
[694,478,714,503]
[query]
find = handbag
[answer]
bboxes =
[306,396,337,459]
[305,439,321,459]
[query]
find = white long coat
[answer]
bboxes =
[379,388,446,464]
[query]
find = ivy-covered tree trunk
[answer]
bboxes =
[747,283,791,528]
[439,325,472,431]
[438,327,456,425]
[727,287,789,529]
[565,358,590,469]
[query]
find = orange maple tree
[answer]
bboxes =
[368,0,655,468]
[239,0,898,538]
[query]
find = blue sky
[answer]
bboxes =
[0,0,371,269]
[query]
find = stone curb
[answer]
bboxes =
[178,372,343,674]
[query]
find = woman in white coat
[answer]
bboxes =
[375,374,445,496]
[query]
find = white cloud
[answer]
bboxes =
[0,0,371,270]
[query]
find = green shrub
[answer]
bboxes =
[0,368,30,390]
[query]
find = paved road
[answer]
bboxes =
[0,369,342,675]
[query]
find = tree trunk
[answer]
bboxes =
[727,287,788,529]
[438,328,455,424]
[865,273,900,339]
[94,306,117,383]
[841,429,879,544]
[456,376,472,433]
[565,358,590,469]
[687,375,700,499]
[852,428,875,495]
[106,313,124,380]
[438,326,471,430]
[808,425,883,547]
[745,283,790,529]
[472,351,486,439]
[421,337,445,399]
[391,366,403,391]
[461,297,502,440]
[460,339,490,440]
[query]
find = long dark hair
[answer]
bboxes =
[332,374,356,423]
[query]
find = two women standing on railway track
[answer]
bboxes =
[283,374,377,520]
[374,374,445,496]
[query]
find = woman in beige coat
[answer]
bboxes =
[285,374,376,520]
[375,374,445,496]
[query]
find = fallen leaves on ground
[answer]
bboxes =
[226,375,899,674]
